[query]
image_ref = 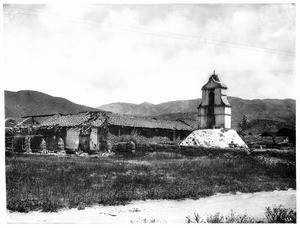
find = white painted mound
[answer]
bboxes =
[180,129,248,149]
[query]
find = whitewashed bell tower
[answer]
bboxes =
[197,71,231,129]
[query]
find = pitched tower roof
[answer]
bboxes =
[202,71,228,90]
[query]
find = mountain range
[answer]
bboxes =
[98,97,296,129]
[5,90,98,120]
[5,90,296,132]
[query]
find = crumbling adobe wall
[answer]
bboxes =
[65,128,80,151]
[107,125,189,145]
[107,132,174,145]
[89,128,99,151]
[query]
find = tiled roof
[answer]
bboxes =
[105,112,193,131]
[5,118,18,127]
[89,112,106,127]
[179,119,198,130]
[39,112,91,127]
[5,127,15,135]
[27,111,194,131]
[18,117,33,126]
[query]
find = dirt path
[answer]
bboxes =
[7,189,296,223]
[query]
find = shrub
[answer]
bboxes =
[223,210,255,223]
[186,210,255,223]
[186,212,203,223]
[265,205,296,223]
[186,207,296,224]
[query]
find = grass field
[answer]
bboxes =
[6,152,296,213]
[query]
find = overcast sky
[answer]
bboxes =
[3,4,295,107]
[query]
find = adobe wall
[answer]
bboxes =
[214,107,231,128]
[224,115,231,129]
[201,90,209,106]
[106,125,191,144]
[214,88,222,105]
[89,128,99,151]
[65,128,80,150]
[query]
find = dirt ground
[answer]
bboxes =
[7,189,296,223]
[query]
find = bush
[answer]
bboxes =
[187,206,296,224]
[186,210,255,223]
[265,205,296,223]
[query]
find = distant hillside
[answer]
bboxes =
[98,102,158,116]
[98,99,200,116]
[98,97,296,131]
[4,90,295,135]
[5,90,98,119]
[229,97,296,127]
[244,119,295,135]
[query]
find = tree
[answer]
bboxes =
[239,115,250,132]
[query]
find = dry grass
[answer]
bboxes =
[6,152,295,212]
[186,210,256,223]
[265,205,296,223]
[186,205,296,223]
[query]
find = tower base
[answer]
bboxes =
[180,129,248,149]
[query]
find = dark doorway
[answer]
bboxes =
[31,136,43,153]
[207,90,215,128]
[79,135,90,152]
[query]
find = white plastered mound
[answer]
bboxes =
[180,129,248,149]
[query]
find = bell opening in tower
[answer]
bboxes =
[207,90,215,128]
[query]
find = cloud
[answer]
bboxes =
[3,4,295,107]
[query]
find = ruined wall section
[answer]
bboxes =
[89,128,99,151]
[65,128,80,150]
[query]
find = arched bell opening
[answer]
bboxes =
[207,90,215,128]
